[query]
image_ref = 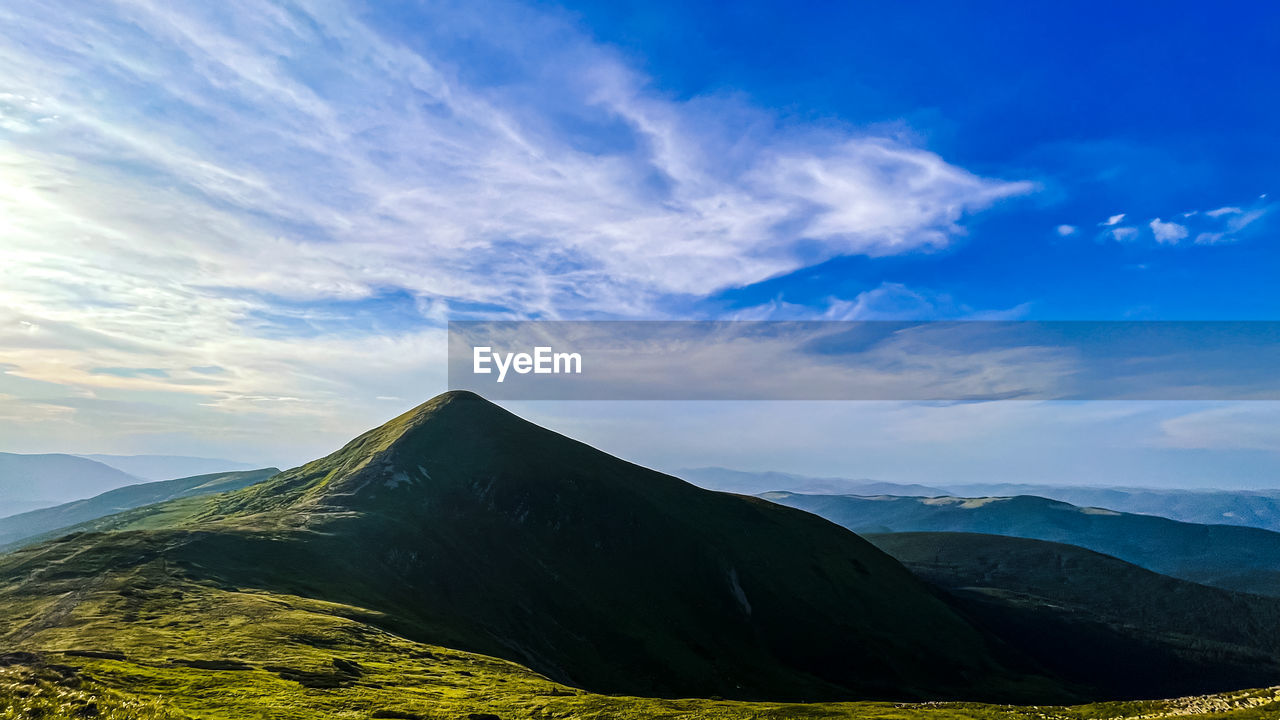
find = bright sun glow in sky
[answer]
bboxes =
[0,0,1277,486]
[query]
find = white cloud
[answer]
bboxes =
[529,400,1280,489]
[0,0,1031,455]
[0,0,1028,316]
[1157,404,1280,453]
[1149,217,1189,244]
[1109,226,1140,242]
[1226,208,1267,232]
[728,283,1031,322]
[1073,198,1269,249]
[1191,201,1269,245]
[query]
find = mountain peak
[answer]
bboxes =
[398,389,512,431]
[204,391,565,516]
[4,390,1051,702]
[372,390,522,449]
[404,389,490,416]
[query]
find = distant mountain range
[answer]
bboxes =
[762,492,1280,597]
[0,467,278,550]
[1,500,59,517]
[944,483,1280,533]
[868,532,1280,699]
[0,453,263,518]
[678,467,948,497]
[0,453,141,515]
[684,468,1280,532]
[76,454,260,481]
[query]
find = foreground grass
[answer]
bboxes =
[3,653,1278,720]
[1,565,1278,720]
[0,663,186,719]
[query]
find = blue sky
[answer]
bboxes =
[0,0,1277,486]
[562,0,1279,320]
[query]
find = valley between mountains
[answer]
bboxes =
[1,391,1278,719]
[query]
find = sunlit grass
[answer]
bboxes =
[2,571,1278,720]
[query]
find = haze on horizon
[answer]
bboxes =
[0,0,1277,488]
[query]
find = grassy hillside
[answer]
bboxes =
[0,392,1051,703]
[763,492,1280,596]
[869,532,1280,698]
[2,393,1280,716]
[0,468,279,550]
[0,558,1276,720]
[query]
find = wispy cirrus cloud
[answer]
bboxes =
[0,0,1028,311]
[1157,404,1280,452]
[1192,201,1270,244]
[727,283,1032,321]
[0,0,1029,455]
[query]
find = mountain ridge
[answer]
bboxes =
[678,466,949,496]
[763,491,1280,597]
[0,467,279,549]
[0,391,1054,702]
[693,468,1280,532]
[0,453,142,515]
[868,531,1280,698]
[77,454,260,481]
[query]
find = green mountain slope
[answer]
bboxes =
[0,468,279,549]
[762,492,1280,596]
[0,453,141,515]
[868,532,1280,699]
[0,391,1049,703]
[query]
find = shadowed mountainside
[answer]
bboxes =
[868,531,1280,699]
[763,492,1280,597]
